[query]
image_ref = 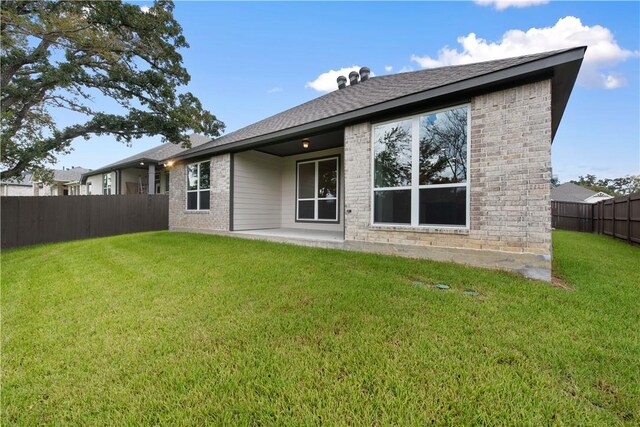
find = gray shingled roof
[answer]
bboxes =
[1,172,33,186]
[179,48,584,159]
[551,182,599,202]
[53,167,91,183]
[82,134,208,182]
[97,134,209,170]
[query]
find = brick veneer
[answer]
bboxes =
[344,80,552,277]
[169,154,230,231]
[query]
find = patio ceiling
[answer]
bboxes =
[254,128,344,157]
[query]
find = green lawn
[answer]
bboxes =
[2,230,638,425]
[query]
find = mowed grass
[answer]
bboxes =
[1,230,638,425]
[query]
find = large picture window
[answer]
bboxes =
[297,157,339,222]
[186,161,210,210]
[372,105,469,228]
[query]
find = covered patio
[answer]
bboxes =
[230,128,345,239]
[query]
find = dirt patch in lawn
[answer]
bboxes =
[551,274,575,291]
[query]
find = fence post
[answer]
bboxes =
[627,195,632,244]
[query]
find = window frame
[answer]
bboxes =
[370,104,470,229]
[185,160,211,211]
[295,155,340,223]
[102,173,111,195]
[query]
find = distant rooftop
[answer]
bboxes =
[551,182,603,203]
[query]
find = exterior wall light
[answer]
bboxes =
[302,138,310,149]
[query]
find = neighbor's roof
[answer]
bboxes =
[82,134,208,183]
[0,172,33,186]
[551,182,600,203]
[53,167,91,183]
[173,47,586,162]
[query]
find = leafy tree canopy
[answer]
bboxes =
[1,0,223,180]
[570,174,640,196]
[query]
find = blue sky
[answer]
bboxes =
[55,1,639,183]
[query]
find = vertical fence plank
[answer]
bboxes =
[1,194,169,249]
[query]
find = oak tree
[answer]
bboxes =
[1,0,223,180]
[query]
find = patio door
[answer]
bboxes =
[296,157,339,222]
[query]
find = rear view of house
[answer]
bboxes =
[164,47,586,281]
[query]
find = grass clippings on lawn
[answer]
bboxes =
[2,230,639,424]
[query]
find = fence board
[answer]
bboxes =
[1,194,168,249]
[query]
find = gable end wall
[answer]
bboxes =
[344,79,552,278]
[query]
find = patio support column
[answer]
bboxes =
[148,164,155,194]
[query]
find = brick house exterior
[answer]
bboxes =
[165,48,585,281]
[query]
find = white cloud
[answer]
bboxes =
[140,6,150,13]
[474,0,549,10]
[410,16,639,89]
[267,86,283,94]
[384,65,393,72]
[306,66,375,92]
[602,73,626,89]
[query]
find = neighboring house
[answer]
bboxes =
[81,134,208,195]
[1,168,91,196]
[1,173,34,196]
[163,47,586,281]
[33,167,92,196]
[551,182,614,203]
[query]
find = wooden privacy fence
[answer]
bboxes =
[1,194,168,249]
[592,193,640,244]
[552,193,640,245]
[551,201,593,232]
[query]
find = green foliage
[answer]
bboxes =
[2,231,639,424]
[419,107,467,184]
[571,174,640,196]
[0,0,224,180]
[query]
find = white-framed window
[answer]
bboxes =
[102,173,111,195]
[372,104,469,228]
[296,156,339,222]
[186,161,210,210]
[87,182,92,195]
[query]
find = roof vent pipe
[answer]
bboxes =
[348,71,359,86]
[337,75,347,89]
[359,67,370,82]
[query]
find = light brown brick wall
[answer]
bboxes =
[169,154,230,231]
[344,80,552,258]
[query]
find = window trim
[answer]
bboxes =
[185,160,211,211]
[370,104,470,229]
[295,155,340,223]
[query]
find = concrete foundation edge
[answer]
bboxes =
[169,227,552,282]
